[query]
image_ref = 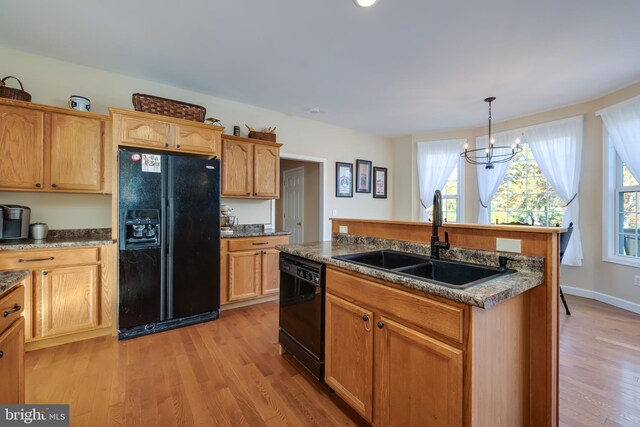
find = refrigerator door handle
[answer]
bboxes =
[160,193,168,322]
[166,193,175,319]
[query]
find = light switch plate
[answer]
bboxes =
[496,238,522,253]
[339,225,348,234]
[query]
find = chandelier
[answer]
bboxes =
[461,97,523,169]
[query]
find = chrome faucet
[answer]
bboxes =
[431,190,450,259]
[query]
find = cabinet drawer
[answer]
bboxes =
[0,285,25,334]
[0,247,100,270]
[227,235,289,252]
[327,267,465,345]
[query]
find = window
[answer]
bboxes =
[490,143,565,226]
[616,159,639,259]
[424,162,462,223]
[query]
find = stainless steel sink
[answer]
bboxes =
[333,250,515,289]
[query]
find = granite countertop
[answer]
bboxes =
[0,270,29,296]
[221,224,291,239]
[276,235,544,309]
[0,228,114,251]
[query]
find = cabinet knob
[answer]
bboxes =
[362,315,369,322]
[377,321,385,329]
[35,183,41,188]
[165,143,170,147]
[51,183,57,188]
[43,271,48,276]
[255,252,259,256]
[176,144,181,148]
[246,192,250,196]
[0,351,3,359]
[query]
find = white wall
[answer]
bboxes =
[393,81,640,306]
[0,45,393,233]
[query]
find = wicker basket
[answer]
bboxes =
[132,93,206,122]
[248,131,277,142]
[0,76,31,102]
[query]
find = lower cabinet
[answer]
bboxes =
[325,267,464,426]
[35,265,99,338]
[0,284,25,404]
[0,245,116,349]
[221,235,290,305]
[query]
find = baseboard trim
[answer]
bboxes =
[562,286,640,314]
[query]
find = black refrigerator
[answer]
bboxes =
[117,148,220,340]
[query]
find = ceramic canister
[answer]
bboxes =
[68,95,91,112]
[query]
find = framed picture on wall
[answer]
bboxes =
[373,167,387,199]
[355,159,372,193]
[336,162,353,197]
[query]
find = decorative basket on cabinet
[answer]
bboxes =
[0,76,32,102]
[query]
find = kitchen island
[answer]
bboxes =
[277,219,565,427]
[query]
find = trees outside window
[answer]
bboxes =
[490,143,565,226]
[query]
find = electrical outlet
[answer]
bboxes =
[332,209,338,217]
[635,275,640,287]
[339,225,349,234]
[496,238,522,253]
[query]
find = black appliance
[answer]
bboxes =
[0,205,31,241]
[279,253,325,381]
[117,148,220,340]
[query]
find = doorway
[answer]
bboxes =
[275,157,323,244]
[282,167,305,243]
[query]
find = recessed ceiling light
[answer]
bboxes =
[309,107,322,114]
[353,0,377,7]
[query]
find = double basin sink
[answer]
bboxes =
[333,250,515,289]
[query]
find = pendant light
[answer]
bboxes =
[353,0,377,7]
[461,97,523,169]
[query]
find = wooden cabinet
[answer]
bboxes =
[228,250,262,301]
[325,293,374,421]
[253,144,279,197]
[111,108,222,156]
[50,113,103,191]
[260,248,281,296]
[35,265,99,338]
[221,235,290,305]
[222,139,253,196]
[0,245,117,350]
[325,267,464,426]
[377,316,463,427]
[221,135,281,199]
[0,98,110,194]
[0,105,44,189]
[0,284,25,404]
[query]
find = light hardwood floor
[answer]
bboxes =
[25,295,639,426]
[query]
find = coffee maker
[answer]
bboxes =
[0,205,31,241]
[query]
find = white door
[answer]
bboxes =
[283,167,304,244]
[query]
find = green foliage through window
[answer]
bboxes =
[490,143,565,226]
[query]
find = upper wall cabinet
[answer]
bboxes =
[110,108,223,157]
[221,135,281,199]
[0,98,111,194]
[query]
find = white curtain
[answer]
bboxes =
[524,116,584,266]
[417,139,465,221]
[597,96,640,181]
[476,130,521,224]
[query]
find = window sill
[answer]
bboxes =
[603,255,640,268]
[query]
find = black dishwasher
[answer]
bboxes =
[278,253,325,381]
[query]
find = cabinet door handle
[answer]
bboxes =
[362,315,369,322]
[165,143,170,147]
[43,271,48,276]
[35,183,41,188]
[255,252,259,256]
[0,351,3,359]
[18,257,54,263]
[176,144,181,148]
[51,183,58,188]
[246,192,250,196]
[252,242,269,246]
[377,321,385,329]
[3,304,21,317]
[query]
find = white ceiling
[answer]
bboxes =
[1,0,639,137]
